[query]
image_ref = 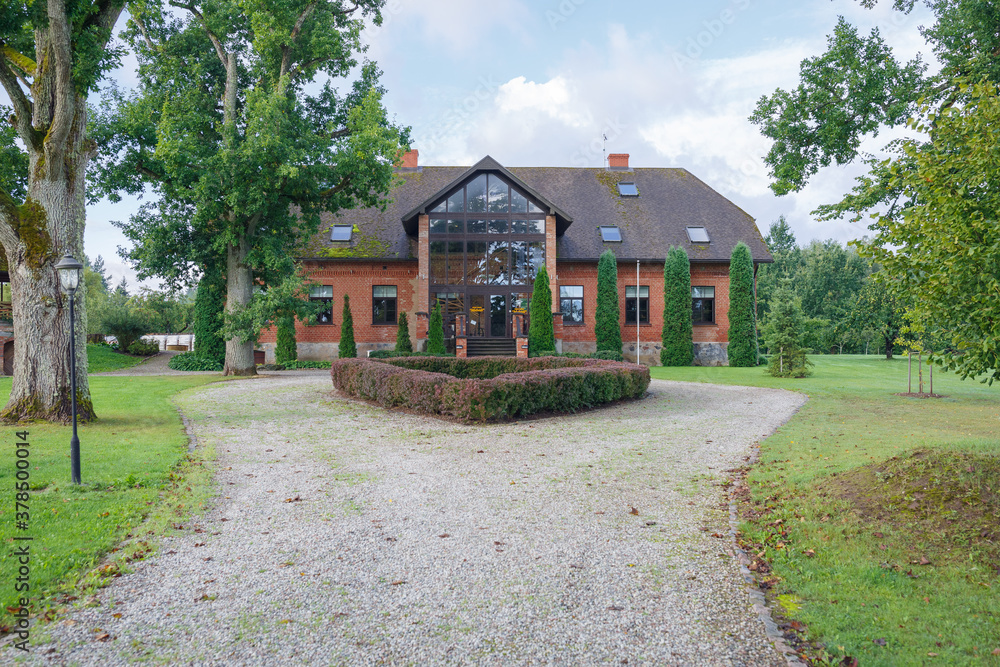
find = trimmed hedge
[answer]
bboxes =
[168,352,223,372]
[330,356,650,423]
[127,340,160,356]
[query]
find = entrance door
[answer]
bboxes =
[489,294,507,337]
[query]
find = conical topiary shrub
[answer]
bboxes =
[395,311,413,354]
[427,301,446,354]
[528,266,555,355]
[338,294,357,358]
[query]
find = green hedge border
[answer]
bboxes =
[330,356,650,423]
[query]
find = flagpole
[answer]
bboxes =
[636,259,640,364]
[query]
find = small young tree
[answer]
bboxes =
[528,266,555,355]
[762,288,812,378]
[275,316,298,365]
[727,242,757,366]
[339,295,357,359]
[395,311,413,354]
[427,302,446,354]
[595,250,622,354]
[661,246,693,366]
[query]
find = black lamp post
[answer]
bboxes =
[55,253,83,485]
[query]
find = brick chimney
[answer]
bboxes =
[608,153,630,169]
[398,149,419,170]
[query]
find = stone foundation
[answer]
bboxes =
[623,341,663,366]
[693,342,728,366]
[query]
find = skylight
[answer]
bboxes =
[599,226,622,242]
[330,225,353,242]
[617,182,638,197]
[686,226,710,243]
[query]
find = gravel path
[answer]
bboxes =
[11,376,805,666]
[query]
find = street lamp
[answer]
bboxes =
[55,253,83,485]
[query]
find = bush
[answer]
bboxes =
[275,316,297,365]
[395,311,413,353]
[728,241,757,366]
[330,357,650,423]
[127,340,160,356]
[427,301,446,354]
[281,360,331,370]
[193,269,226,363]
[339,294,357,359]
[595,249,622,354]
[101,300,150,352]
[528,266,555,355]
[168,352,223,372]
[589,349,624,361]
[369,350,453,359]
[661,246,693,366]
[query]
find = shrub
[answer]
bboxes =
[339,295,357,358]
[275,315,297,365]
[661,246,693,366]
[762,288,813,378]
[589,349,624,361]
[127,340,160,356]
[595,249,622,354]
[427,301,446,354]
[193,269,226,363]
[330,357,650,423]
[395,311,413,353]
[369,350,453,359]
[102,301,150,352]
[281,360,331,370]
[168,352,223,372]
[528,266,555,355]
[728,241,757,366]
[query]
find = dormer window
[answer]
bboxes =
[330,225,353,242]
[599,226,622,242]
[686,226,710,243]
[617,182,638,197]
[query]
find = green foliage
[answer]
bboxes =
[589,349,624,362]
[595,250,622,354]
[846,277,905,359]
[127,340,160,357]
[331,357,650,423]
[762,288,813,378]
[528,266,555,355]
[168,352,224,372]
[863,82,1000,384]
[100,296,151,352]
[338,295,357,359]
[395,311,413,353]
[369,350,453,359]
[727,242,757,367]
[193,271,225,363]
[132,288,193,334]
[0,105,27,202]
[279,360,331,370]
[275,316,298,365]
[427,301,446,354]
[661,246,693,366]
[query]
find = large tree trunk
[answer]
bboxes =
[223,237,256,376]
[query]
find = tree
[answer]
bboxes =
[339,295,357,359]
[0,2,125,421]
[528,266,555,355]
[133,288,194,333]
[395,311,412,354]
[91,0,408,376]
[763,288,813,378]
[595,250,622,354]
[661,246,693,366]
[727,242,757,366]
[427,301,446,354]
[756,217,802,321]
[275,317,298,365]
[100,295,151,353]
[846,276,905,359]
[193,271,226,363]
[90,255,110,292]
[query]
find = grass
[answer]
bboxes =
[650,355,1000,666]
[0,374,225,631]
[86,344,147,373]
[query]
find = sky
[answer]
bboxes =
[59,0,937,288]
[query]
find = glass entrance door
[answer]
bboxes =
[489,294,507,337]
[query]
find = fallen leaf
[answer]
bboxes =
[711,532,724,538]
[112,613,122,619]
[194,543,206,548]
[438,534,450,538]
[476,450,484,453]
[629,507,639,516]
[920,556,931,565]
[607,605,624,611]
[96,633,111,642]
[220,518,229,522]
[839,658,859,667]
[803,549,816,558]
[284,496,302,503]
[390,580,405,586]
[873,531,884,538]
[873,638,887,646]
[927,652,938,657]
[992,648,1000,656]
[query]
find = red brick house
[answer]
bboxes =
[258,151,772,365]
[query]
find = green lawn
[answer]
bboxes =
[86,344,147,373]
[650,356,1000,666]
[0,375,224,631]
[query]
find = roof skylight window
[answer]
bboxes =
[686,226,710,243]
[330,225,353,242]
[599,226,622,242]
[617,182,639,197]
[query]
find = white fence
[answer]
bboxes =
[140,334,195,351]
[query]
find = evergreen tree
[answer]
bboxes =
[528,266,555,355]
[395,311,413,354]
[427,302,446,354]
[595,250,622,354]
[661,246,693,366]
[339,295,357,359]
[193,270,226,363]
[727,242,757,366]
[275,316,297,365]
[762,287,813,378]
[91,255,110,292]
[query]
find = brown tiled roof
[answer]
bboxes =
[305,157,772,264]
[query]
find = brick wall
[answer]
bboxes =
[690,263,730,344]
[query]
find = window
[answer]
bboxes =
[686,226,710,243]
[599,226,622,242]
[373,286,397,324]
[692,286,715,324]
[330,225,353,242]
[617,182,639,197]
[625,285,649,324]
[310,286,333,324]
[560,286,584,325]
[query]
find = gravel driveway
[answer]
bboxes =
[11,376,805,666]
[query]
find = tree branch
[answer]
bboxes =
[170,1,228,67]
[280,2,317,79]
[45,0,77,164]
[131,12,159,52]
[0,57,38,149]
[0,45,35,78]
[318,175,352,199]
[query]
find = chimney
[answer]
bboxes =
[398,149,419,170]
[608,153,630,170]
